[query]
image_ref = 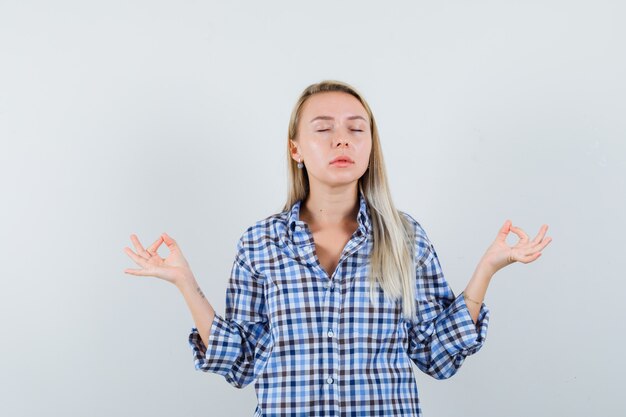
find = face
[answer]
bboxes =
[290,91,372,189]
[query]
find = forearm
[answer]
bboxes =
[463,260,494,324]
[177,276,216,348]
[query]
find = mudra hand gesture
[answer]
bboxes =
[123,232,193,287]
[481,220,552,275]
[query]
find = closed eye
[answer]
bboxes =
[317,128,363,132]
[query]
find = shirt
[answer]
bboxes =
[188,190,490,417]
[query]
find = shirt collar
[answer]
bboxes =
[286,189,372,242]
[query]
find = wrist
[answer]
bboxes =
[477,257,498,279]
[175,273,198,292]
[463,291,483,306]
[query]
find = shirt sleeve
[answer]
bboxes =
[187,233,273,389]
[404,221,490,380]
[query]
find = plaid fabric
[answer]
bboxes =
[188,190,489,416]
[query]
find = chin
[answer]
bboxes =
[322,175,361,187]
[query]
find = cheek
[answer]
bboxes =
[358,138,372,159]
[299,142,327,168]
[306,140,329,158]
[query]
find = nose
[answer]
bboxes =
[333,137,350,148]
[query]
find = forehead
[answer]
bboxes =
[300,91,369,121]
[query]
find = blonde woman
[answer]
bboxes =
[123,80,552,416]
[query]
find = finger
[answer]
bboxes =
[130,234,151,259]
[524,252,542,263]
[532,236,553,252]
[531,224,549,245]
[518,253,541,264]
[496,219,513,242]
[161,232,178,250]
[124,268,153,276]
[123,246,149,268]
[513,247,536,262]
[510,225,529,242]
[147,236,164,256]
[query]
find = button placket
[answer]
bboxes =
[324,275,340,395]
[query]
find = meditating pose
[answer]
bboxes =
[123,80,552,416]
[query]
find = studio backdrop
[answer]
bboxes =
[0,1,623,416]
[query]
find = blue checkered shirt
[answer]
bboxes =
[188,191,489,416]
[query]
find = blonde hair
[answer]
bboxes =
[282,80,417,320]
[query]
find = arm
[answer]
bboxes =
[186,234,273,389]
[122,231,272,388]
[462,262,493,324]
[177,277,216,348]
[404,232,490,380]
[405,219,552,379]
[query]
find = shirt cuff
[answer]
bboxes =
[188,312,241,374]
[434,292,490,357]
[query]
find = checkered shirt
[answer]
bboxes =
[188,191,489,416]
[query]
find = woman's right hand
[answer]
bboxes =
[123,232,194,287]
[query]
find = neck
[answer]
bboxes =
[300,183,359,228]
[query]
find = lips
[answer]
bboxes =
[330,156,354,164]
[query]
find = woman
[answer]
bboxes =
[123,80,552,416]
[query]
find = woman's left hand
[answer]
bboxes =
[481,220,552,275]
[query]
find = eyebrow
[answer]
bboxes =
[309,115,368,123]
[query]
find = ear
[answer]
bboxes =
[289,139,300,160]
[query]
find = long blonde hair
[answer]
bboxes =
[282,80,417,320]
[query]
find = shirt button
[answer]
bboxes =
[295,225,302,231]
[327,376,334,384]
[327,329,334,338]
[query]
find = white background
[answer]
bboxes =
[1,1,624,416]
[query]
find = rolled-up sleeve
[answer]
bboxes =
[188,234,273,389]
[404,219,490,380]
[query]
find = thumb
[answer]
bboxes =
[496,220,512,242]
[161,232,178,249]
